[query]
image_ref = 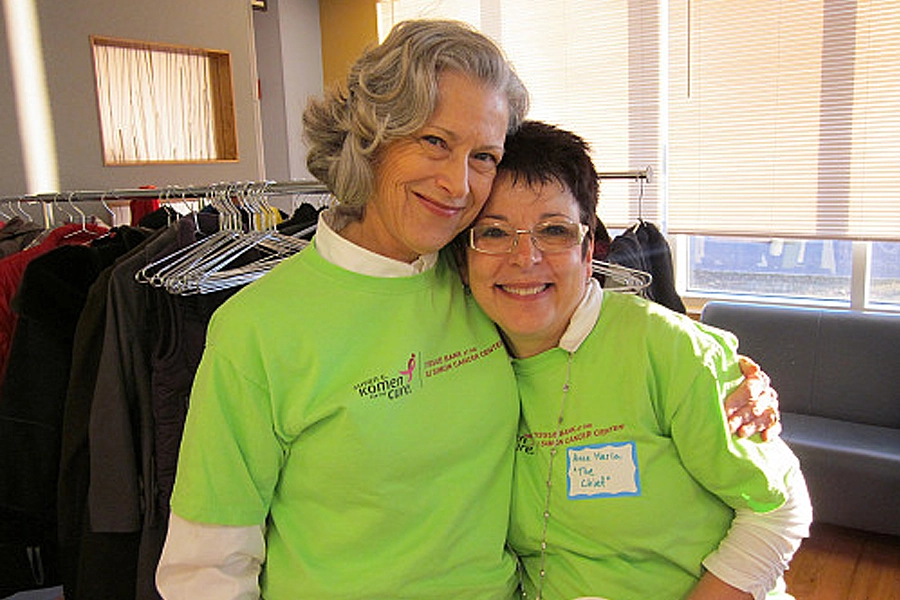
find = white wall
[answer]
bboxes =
[253,0,323,182]
[0,4,28,195]
[0,0,270,197]
[254,0,291,181]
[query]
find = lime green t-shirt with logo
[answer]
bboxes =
[171,247,519,599]
[510,292,800,600]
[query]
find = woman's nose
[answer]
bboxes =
[509,232,541,266]
[436,154,470,199]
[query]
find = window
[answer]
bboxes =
[687,236,854,302]
[91,36,238,164]
[872,242,900,305]
[377,0,900,310]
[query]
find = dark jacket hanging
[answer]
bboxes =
[0,227,148,597]
[602,220,687,314]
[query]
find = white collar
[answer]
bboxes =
[558,278,604,352]
[314,208,438,277]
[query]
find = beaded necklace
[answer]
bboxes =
[520,350,574,600]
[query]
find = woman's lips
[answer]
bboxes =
[497,283,550,296]
[417,192,465,217]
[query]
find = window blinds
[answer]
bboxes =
[377,0,900,242]
[668,0,900,241]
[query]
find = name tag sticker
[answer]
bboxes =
[567,441,641,499]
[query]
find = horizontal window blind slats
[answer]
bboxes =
[668,0,900,241]
[378,0,899,241]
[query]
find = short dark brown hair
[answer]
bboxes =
[495,121,600,237]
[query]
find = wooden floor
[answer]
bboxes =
[3,523,897,600]
[784,522,900,599]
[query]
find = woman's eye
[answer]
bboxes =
[538,223,577,240]
[473,151,498,165]
[543,224,570,237]
[422,135,447,149]
[479,226,511,239]
[469,152,499,175]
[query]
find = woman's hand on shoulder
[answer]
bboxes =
[725,356,782,441]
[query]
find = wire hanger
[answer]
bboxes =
[179,182,308,294]
[592,260,653,293]
[135,184,239,287]
[62,192,105,239]
[136,182,309,295]
[637,173,645,222]
[14,198,32,223]
[591,166,654,293]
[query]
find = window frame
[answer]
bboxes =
[90,35,239,166]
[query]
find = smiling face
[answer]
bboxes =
[465,173,595,358]
[341,70,510,263]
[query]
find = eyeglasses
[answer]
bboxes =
[468,219,589,254]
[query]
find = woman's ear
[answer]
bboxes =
[583,237,595,280]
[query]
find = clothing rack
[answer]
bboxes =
[1,180,329,205]
[0,180,330,229]
[2,168,648,208]
[592,167,656,295]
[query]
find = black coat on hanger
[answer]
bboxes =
[603,220,686,314]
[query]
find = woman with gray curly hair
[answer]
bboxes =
[157,19,530,600]
[304,19,529,214]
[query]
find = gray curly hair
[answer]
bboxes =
[302,19,529,214]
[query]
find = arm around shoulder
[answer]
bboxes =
[700,464,813,600]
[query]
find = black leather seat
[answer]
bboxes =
[701,301,900,536]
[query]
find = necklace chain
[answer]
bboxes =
[522,351,574,600]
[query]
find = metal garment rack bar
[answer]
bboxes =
[0,179,329,205]
[597,167,652,182]
[0,180,330,229]
[1,171,649,228]
[2,169,648,206]
[2,166,650,206]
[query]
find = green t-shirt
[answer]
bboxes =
[510,292,799,600]
[171,247,520,599]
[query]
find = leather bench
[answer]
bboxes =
[700,301,900,536]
